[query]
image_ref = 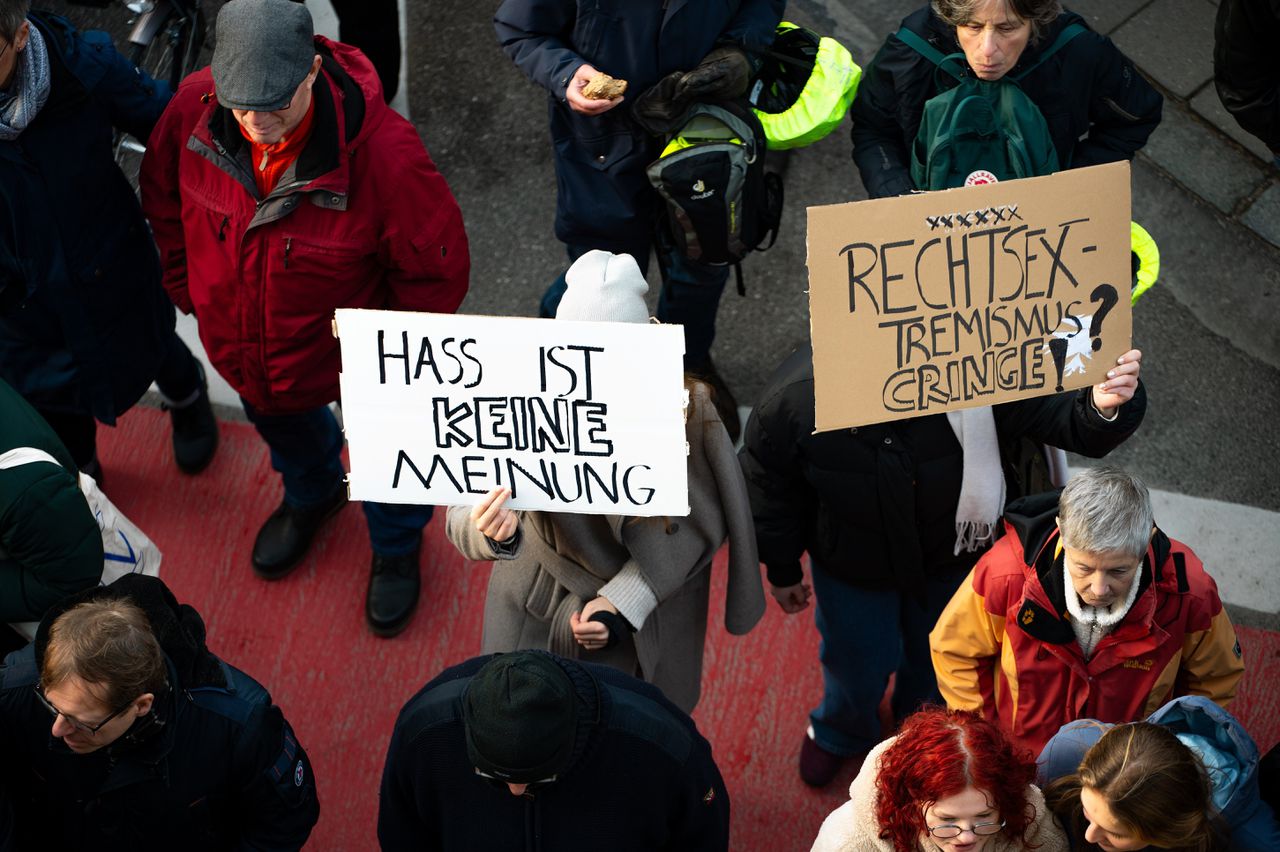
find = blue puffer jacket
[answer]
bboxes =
[494,0,784,252]
[1038,696,1280,851]
[0,13,174,424]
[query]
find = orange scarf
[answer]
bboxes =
[240,97,317,197]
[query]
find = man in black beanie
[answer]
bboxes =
[377,650,731,850]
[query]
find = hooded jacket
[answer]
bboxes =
[0,13,176,424]
[738,344,1145,591]
[378,653,730,851]
[141,37,469,414]
[930,492,1244,756]
[851,7,1163,198]
[493,0,783,251]
[1038,696,1280,851]
[0,575,319,851]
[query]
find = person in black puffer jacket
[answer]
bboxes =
[739,342,1145,788]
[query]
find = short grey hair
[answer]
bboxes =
[932,0,1064,42]
[0,0,30,43]
[1058,467,1153,559]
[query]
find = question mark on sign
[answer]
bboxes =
[1088,284,1119,352]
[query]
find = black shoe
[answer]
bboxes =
[366,546,421,638]
[166,362,219,474]
[251,488,347,580]
[689,359,741,443]
[799,729,853,788]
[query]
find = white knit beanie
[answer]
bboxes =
[556,251,650,324]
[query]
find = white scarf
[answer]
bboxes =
[0,22,51,142]
[946,407,1006,554]
[1064,559,1143,659]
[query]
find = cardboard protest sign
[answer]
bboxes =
[807,161,1132,431]
[334,309,689,516]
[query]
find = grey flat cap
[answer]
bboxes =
[212,0,316,111]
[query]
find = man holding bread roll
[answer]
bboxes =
[494,0,784,441]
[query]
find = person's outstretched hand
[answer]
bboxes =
[470,487,519,542]
[566,63,624,116]
[1090,349,1142,417]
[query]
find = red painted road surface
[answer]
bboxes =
[97,409,1280,851]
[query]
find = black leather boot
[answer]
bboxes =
[167,362,219,474]
[251,488,347,579]
[365,545,421,638]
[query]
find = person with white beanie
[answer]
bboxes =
[445,250,765,713]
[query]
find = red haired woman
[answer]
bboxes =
[812,706,1068,852]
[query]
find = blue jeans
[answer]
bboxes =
[240,400,431,556]
[808,560,972,756]
[540,242,729,367]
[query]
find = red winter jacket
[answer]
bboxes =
[930,491,1243,756]
[141,38,469,414]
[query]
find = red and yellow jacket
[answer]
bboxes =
[930,492,1243,756]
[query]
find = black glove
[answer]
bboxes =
[676,46,752,101]
[633,70,692,136]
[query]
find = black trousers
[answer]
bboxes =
[329,0,401,101]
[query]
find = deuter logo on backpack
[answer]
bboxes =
[646,101,782,266]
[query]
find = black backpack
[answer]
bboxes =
[645,100,782,289]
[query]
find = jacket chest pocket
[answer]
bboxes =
[572,5,617,60]
[267,235,377,304]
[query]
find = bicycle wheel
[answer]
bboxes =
[114,2,207,192]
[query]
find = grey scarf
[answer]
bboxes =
[0,22,51,141]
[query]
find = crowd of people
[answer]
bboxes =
[0,0,1277,848]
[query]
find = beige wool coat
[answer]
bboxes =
[810,738,1071,852]
[445,383,765,713]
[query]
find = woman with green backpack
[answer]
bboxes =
[850,0,1163,198]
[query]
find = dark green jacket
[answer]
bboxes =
[0,378,101,621]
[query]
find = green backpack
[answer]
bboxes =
[897,24,1086,190]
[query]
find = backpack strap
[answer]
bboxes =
[0,447,61,471]
[1012,23,1087,80]
[895,27,966,82]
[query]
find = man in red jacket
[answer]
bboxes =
[140,0,470,637]
[930,466,1243,755]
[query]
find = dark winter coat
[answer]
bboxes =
[738,344,1145,591]
[0,13,176,424]
[493,0,783,252]
[0,377,101,622]
[0,576,319,851]
[850,7,1163,198]
[1215,0,1280,154]
[378,653,730,851]
[141,37,469,414]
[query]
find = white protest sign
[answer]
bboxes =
[335,309,689,516]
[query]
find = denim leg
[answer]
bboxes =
[241,400,345,508]
[541,243,651,318]
[654,246,728,367]
[892,564,974,722]
[809,563,903,756]
[153,331,202,405]
[362,501,433,557]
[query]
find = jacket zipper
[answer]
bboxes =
[284,237,292,269]
[217,216,229,242]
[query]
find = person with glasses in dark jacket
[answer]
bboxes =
[378,650,730,851]
[0,575,319,851]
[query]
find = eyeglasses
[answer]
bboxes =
[35,684,133,736]
[927,820,1006,839]
[473,767,558,786]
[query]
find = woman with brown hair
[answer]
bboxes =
[1039,697,1280,851]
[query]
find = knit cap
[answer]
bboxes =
[212,0,316,111]
[462,652,579,783]
[556,250,650,324]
